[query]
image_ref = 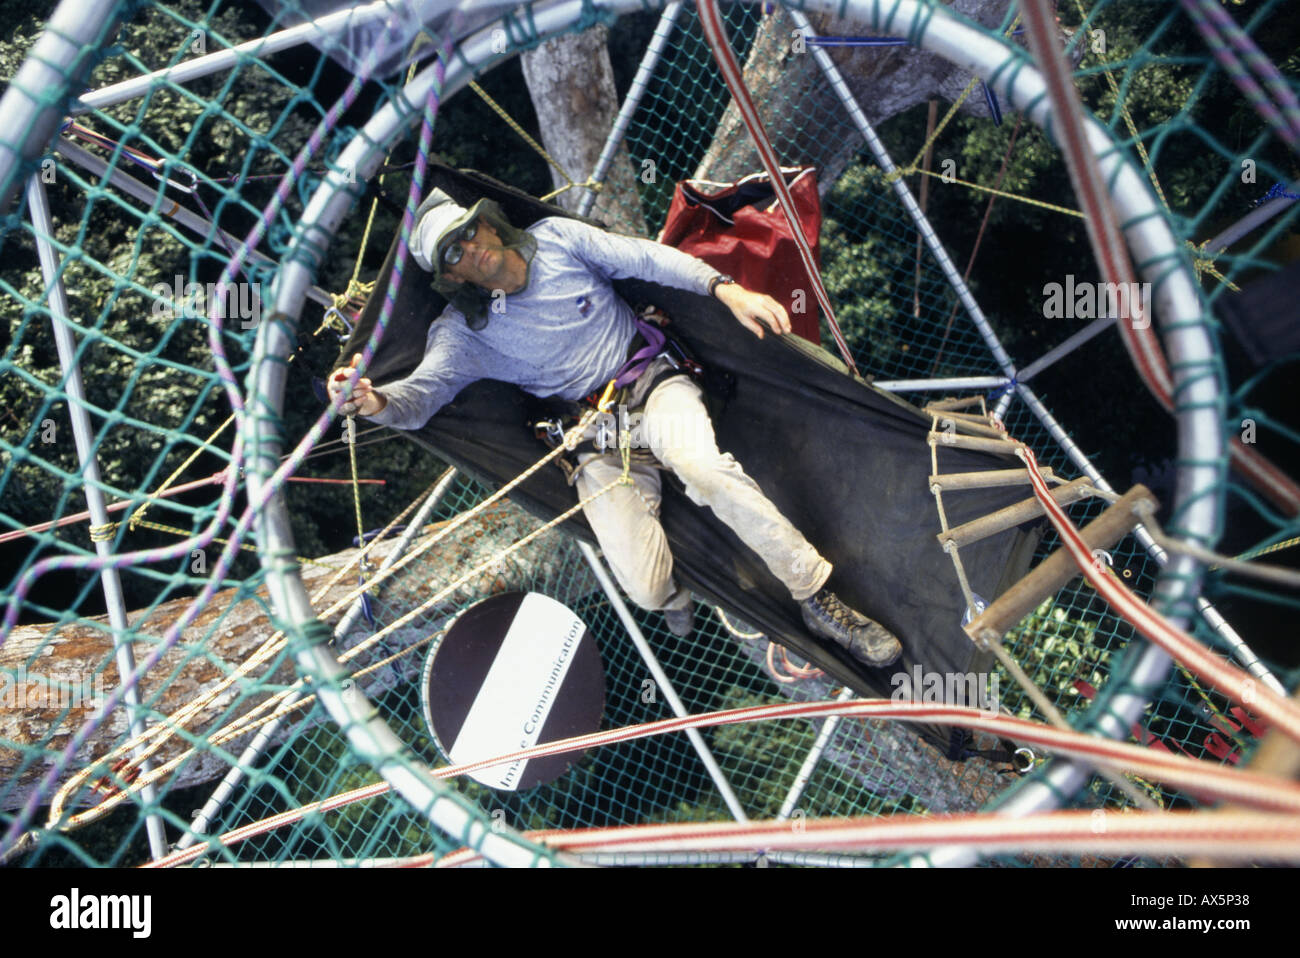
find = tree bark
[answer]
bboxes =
[0,500,592,811]
[693,1,1013,192]
[520,27,649,236]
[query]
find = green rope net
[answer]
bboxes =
[0,0,1296,868]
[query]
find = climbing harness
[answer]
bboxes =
[533,309,706,488]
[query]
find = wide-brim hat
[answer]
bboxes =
[410,189,493,281]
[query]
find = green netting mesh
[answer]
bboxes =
[1,0,1297,868]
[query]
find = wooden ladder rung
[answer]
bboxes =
[963,484,1157,644]
[929,467,1059,491]
[938,477,1095,550]
[928,432,1022,455]
[930,415,1006,439]
[925,396,985,413]
[934,410,996,425]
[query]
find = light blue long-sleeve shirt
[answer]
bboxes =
[367,217,721,431]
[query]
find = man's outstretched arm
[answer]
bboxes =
[326,320,482,430]
[556,218,793,339]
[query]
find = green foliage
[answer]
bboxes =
[822,164,907,371]
[0,0,456,619]
[1000,598,1112,722]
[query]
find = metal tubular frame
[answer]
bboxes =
[258,0,1238,867]
[578,543,750,823]
[874,375,1009,393]
[576,1,684,219]
[775,687,854,822]
[1014,315,1115,384]
[8,0,1257,866]
[25,174,168,860]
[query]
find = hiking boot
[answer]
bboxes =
[663,605,694,638]
[799,589,902,667]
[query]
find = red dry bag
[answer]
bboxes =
[658,167,823,345]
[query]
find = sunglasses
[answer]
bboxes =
[440,219,479,268]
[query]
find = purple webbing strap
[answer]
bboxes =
[611,314,667,388]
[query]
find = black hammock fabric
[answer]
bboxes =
[336,163,1040,760]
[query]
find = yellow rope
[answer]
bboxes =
[48,413,600,830]
[319,59,414,339]
[886,13,1022,185]
[470,79,574,187]
[1187,239,1242,293]
[885,76,982,185]
[128,518,344,571]
[350,187,384,291]
[913,167,1086,217]
[1232,534,1300,563]
[714,606,764,640]
[1070,0,1170,215]
[540,179,603,203]
[619,424,633,485]
[90,466,627,824]
[1067,1,1240,294]
[128,412,236,531]
[345,413,372,595]
[136,131,389,537]
[469,79,602,204]
[53,423,635,832]
[130,312,342,533]
[877,12,1092,225]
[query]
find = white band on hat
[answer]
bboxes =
[412,198,470,272]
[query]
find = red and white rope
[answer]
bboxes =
[766,642,824,682]
[438,809,1300,865]
[697,0,859,378]
[144,696,1300,868]
[1021,0,1300,516]
[1009,438,1300,743]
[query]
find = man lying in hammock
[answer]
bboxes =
[328,190,901,667]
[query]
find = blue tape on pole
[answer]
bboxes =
[982,80,1003,126]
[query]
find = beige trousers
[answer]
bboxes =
[576,361,832,612]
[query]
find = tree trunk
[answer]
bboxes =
[0,500,592,811]
[520,27,649,236]
[693,1,1013,192]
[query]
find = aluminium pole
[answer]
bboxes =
[26,174,168,860]
[790,9,1019,384]
[0,0,125,212]
[73,0,403,115]
[576,2,685,219]
[53,138,334,310]
[578,542,751,824]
